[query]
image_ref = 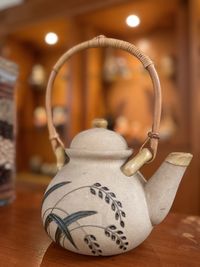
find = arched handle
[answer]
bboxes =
[46,35,162,172]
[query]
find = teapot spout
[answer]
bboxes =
[145,152,193,226]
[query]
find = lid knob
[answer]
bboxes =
[92,118,108,129]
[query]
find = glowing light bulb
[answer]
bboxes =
[45,32,58,45]
[126,15,140,27]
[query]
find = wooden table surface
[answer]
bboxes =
[0,181,200,267]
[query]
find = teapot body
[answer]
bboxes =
[41,157,152,256]
[42,36,193,256]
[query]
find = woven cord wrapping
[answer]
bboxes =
[46,35,162,165]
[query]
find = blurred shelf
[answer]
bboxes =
[17,172,51,186]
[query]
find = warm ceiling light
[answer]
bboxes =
[45,32,58,45]
[126,15,140,27]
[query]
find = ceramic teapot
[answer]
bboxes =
[41,36,193,256]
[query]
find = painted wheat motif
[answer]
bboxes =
[90,183,126,227]
[84,234,102,255]
[104,225,128,251]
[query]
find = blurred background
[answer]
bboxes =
[0,0,199,214]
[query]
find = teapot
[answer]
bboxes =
[41,36,193,256]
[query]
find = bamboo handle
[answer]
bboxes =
[45,35,162,171]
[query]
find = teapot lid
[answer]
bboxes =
[66,123,132,159]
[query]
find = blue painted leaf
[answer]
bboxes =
[45,210,97,250]
[55,227,62,244]
[63,210,97,226]
[42,181,71,204]
[47,213,77,249]
[44,214,53,233]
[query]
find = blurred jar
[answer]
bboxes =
[0,57,18,206]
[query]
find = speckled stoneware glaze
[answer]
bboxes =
[41,127,192,256]
[42,36,193,256]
